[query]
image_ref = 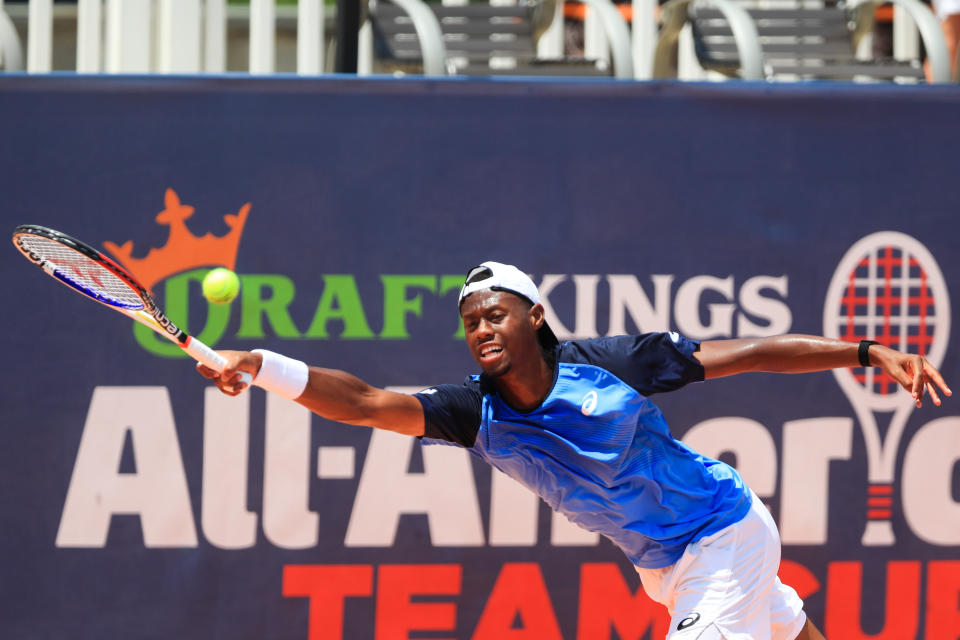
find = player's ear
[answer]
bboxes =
[529,303,546,330]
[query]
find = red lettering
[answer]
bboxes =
[825,561,920,639]
[926,561,960,640]
[576,562,669,640]
[282,564,374,640]
[779,559,821,600]
[375,564,461,640]
[471,562,562,640]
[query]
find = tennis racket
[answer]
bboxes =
[823,231,949,545]
[12,224,251,386]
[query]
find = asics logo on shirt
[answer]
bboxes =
[677,612,701,630]
[580,390,598,416]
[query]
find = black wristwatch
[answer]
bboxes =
[858,340,879,367]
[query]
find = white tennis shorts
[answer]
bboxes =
[635,493,805,640]
[933,0,960,20]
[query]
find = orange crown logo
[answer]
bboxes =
[103,188,250,291]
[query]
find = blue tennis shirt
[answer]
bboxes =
[415,332,752,569]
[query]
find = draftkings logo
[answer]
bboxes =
[110,190,800,359]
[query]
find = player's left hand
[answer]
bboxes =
[869,344,952,408]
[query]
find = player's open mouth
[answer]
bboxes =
[479,345,503,361]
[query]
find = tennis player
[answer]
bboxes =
[198,261,951,640]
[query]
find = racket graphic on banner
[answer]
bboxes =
[12,224,251,386]
[823,231,950,546]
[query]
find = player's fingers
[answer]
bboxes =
[891,367,922,407]
[886,358,915,395]
[219,357,242,379]
[196,362,219,379]
[209,350,242,375]
[197,361,246,396]
[910,356,924,399]
[926,381,942,407]
[924,362,953,398]
[227,371,250,392]
[219,351,259,381]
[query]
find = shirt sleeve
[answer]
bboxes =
[414,381,483,448]
[562,333,705,395]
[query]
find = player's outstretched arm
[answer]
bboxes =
[696,334,952,408]
[196,350,425,436]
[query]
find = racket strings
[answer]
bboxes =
[836,245,939,397]
[18,234,144,309]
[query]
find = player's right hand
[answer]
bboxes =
[869,344,952,408]
[196,350,263,397]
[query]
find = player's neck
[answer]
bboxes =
[494,351,555,412]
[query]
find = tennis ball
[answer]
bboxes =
[202,267,240,305]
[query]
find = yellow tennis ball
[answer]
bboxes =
[202,267,240,305]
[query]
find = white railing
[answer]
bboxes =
[0,0,938,80]
[0,0,621,76]
[0,0,635,77]
[1,0,652,77]
[0,0,24,70]
[1,0,327,74]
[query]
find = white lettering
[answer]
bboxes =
[538,273,790,339]
[779,418,853,545]
[571,274,600,339]
[345,430,484,546]
[56,387,197,548]
[539,274,602,339]
[674,275,735,339]
[202,388,257,549]
[902,417,960,545]
[737,275,792,337]
[607,274,673,335]
[263,395,318,548]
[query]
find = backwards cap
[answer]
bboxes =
[459,261,559,349]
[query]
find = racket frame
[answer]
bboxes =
[12,224,246,380]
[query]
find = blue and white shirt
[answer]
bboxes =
[415,333,752,569]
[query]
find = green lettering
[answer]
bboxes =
[237,274,301,338]
[304,275,375,339]
[379,275,436,339]
[133,269,231,357]
[440,274,466,339]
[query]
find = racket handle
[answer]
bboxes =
[184,336,254,386]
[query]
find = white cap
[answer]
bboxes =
[458,261,558,348]
[459,261,540,306]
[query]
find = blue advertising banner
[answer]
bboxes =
[0,75,958,639]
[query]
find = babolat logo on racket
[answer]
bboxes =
[823,231,950,546]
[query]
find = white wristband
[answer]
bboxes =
[251,349,309,400]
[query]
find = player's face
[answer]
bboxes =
[460,290,542,378]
